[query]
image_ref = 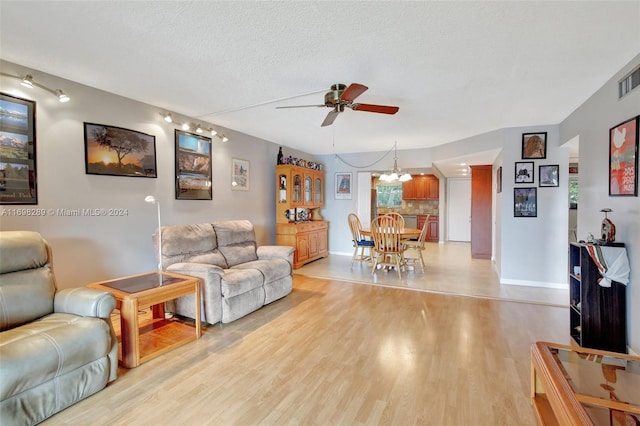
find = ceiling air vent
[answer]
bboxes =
[618,64,640,99]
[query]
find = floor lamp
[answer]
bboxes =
[144,195,162,271]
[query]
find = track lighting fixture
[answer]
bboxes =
[1,72,71,103]
[159,110,229,142]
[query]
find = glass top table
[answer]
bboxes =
[531,341,640,425]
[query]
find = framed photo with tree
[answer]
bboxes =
[84,123,157,178]
[175,129,212,200]
[1,93,37,204]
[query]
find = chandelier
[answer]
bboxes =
[379,142,412,182]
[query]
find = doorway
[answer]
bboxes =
[447,178,471,241]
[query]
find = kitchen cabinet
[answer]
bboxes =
[402,175,439,200]
[418,215,439,242]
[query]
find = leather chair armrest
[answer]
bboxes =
[257,245,294,262]
[54,288,116,319]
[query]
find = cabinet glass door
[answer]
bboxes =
[278,174,287,203]
[304,176,312,204]
[293,174,302,204]
[315,177,323,204]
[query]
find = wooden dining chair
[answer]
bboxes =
[403,214,429,271]
[383,212,405,229]
[348,213,374,267]
[370,215,404,279]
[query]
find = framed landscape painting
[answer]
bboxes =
[175,129,212,200]
[0,93,37,204]
[609,115,638,196]
[84,123,157,178]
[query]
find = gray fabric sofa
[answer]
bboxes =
[158,220,294,324]
[0,231,118,426]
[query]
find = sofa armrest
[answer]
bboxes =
[166,262,224,324]
[257,245,294,263]
[54,287,116,319]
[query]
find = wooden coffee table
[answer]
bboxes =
[88,271,201,368]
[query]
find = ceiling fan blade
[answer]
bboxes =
[351,103,399,114]
[276,104,326,109]
[321,110,340,127]
[340,83,368,102]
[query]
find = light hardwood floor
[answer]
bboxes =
[42,269,569,425]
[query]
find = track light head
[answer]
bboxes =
[55,89,70,103]
[196,125,203,134]
[210,129,217,137]
[182,123,190,131]
[163,113,173,123]
[20,74,34,88]
[221,135,229,143]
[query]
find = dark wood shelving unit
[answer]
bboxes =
[569,242,627,353]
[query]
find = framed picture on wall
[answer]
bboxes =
[84,123,157,178]
[0,93,37,204]
[609,115,638,196]
[514,187,537,217]
[539,164,559,187]
[335,172,352,199]
[175,129,212,200]
[522,132,547,159]
[497,166,502,193]
[231,158,249,191]
[515,161,534,184]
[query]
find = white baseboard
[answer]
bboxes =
[500,278,568,290]
[328,251,352,257]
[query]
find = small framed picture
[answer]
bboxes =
[335,172,352,200]
[515,161,534,184]
[609,115,638,196]
[522,132,547,159]
[231,158,249,191]
[514,187,537,217]
[496,166,502,193]
[539,165,559,187]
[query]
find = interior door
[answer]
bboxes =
[447,178,471,242]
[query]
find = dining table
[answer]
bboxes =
[360,227,422,239]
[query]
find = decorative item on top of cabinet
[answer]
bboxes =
[276,164,328,268]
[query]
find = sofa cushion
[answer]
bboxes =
[0,313,112,401]
[233,258,292,283]
[220,268,263,299]
[0,268,55,332]
[0,231,48,274]
[214,220,258,267]
[160,223,227,268]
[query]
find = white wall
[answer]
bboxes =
[0,60,306,288]
[499,126,570,288]
[560,53,640,354]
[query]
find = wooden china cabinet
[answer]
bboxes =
[275,164,328,269]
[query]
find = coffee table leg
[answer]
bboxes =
[120,298,140,368]
[195,280,202,337]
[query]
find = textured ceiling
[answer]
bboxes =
[1,1,639,176]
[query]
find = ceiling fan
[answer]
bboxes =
[276,83,399,127]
